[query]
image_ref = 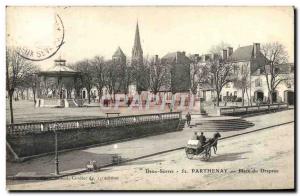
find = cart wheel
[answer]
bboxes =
[185,148,194,159]
[186,153,194,159]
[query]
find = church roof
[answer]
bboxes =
[113,47,126,58]
[133,22,143,52]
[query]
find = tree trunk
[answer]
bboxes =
[33,89,36,106]
[9,91,14,124]
[269,90,273,105]
[245,89,250,106]
[97,90,102,103]
[216,91,220,107]
[26,89,29,100]
[87,89,91,104]
[242,89,245,106]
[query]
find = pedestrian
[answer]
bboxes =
[185,112,191,127]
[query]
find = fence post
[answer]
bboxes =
[179,112,182,120]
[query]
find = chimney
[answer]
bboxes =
[223,49,228,60]
[253,43,260,58]
[182,51,186,56]
[154,55,159,64]
[227,47,233,57]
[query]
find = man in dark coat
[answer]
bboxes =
[198,132,206,146]
[185,112,191,127]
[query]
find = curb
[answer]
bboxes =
[7,120,294,181]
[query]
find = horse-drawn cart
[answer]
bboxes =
[185,132,221,161]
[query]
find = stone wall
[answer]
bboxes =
[7,119,180,158]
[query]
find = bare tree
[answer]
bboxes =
[6,47,34,123]
[123,61,134,100]
[190,60,210,95]
[105,60,121,102]
[207,57,234,106]
[91,56,106,102]
[261,42,290,104]
[149,57,170,96]
[73,59,94,104]
[21,65,40,104]
[210,42,231,55]
[233,65,250,106]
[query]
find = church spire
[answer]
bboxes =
[132,21,143,66]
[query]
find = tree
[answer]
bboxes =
[233,66,250,106]
[105,60,121,102]
[91,56,107,102]
[208,57,234,106]
[190,59,210,95]
[261,42,290,104]
[149,57,170,96]
[123,61,134,100]
[207,43,234,106]
[22,65,40,104]
[6,47,34,123]
[73,59,94,104]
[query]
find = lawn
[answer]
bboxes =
[6,100,182,123]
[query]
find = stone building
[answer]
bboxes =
[197,43,294,105]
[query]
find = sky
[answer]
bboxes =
[6,6,294,70]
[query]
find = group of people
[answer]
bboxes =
[186,112,207,146]
[191,132,207,146]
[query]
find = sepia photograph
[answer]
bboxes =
[5,6,295,191]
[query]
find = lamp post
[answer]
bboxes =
[54,130,60,175]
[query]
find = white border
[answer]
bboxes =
[1,1,298,196]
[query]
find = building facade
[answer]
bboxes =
[197,43,294,105]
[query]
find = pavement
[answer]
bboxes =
[7,122,294,190]
[6,109,294,178]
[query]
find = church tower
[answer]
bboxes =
[131,22,143,66]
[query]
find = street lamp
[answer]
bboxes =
[54,129,60,175]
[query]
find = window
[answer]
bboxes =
[255,78,262,87]
[225,83,230,88]
[234,91,237,96]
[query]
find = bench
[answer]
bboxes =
[105,112,120,118]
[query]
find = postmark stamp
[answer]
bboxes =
[17,14,65,61]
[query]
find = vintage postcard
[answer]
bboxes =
[6,6,295,191]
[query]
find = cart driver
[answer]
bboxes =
[191,132,198,140]
[198,132,206,146]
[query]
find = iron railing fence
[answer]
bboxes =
[219,103,289,115]
[7,112,181,136]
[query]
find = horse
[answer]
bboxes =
[207,132,221,154]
